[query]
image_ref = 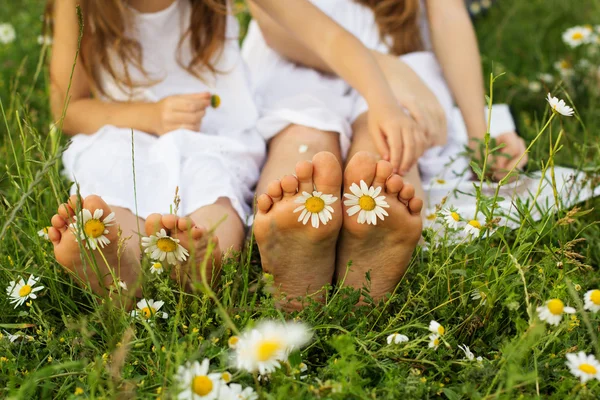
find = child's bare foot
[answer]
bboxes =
[336,151,423,301]
[48,195,140,296]
[254,152,343,308]
[144,214,221,289]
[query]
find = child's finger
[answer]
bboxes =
[399,129,416,174]
[370,126,391,163]
[385,130,403,173]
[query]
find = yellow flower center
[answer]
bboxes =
[436,179,446,184]
[433,338,440,346]
[579,363,597,375]
[43,227,49,234]
[257,339,283,362]
[590,290,600,305]
[359,195,376,211]
[221,372,231,383]
[572,32,584,40]
[560,60,571,69]
[426,214,436,221]
[228,336,239,348]
[152,262,162,270]
[156,237,177,252]
[141,306,157,319]
[547,299,564,315]
[438,326,445,335]
[192,375,213,396]
[305,196,325,213]
[468,220,481,229]
[84,219,105,238]
[19,285,32,297]
[451,212,460,222]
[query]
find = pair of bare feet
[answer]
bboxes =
[254,151,423,308]
[48,195,220,298]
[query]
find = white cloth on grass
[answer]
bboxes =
[62,0,265,222]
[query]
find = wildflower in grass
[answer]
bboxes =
[387,333,409,345]
[142,228,189,265]
[117,280,128,291]
[471,290,487,305]
[70,208,116,250]
[223,383,258,400]
[228,336,239,349]
[74,387,84,396]
[175,358,224,400]
[0,23,16,44]
[584,289,600,312]
[441,209,461,229]
[429,321,445,336]
[528,81,542,93]
[562,26,593,48]
[150,261,164,275]
[7,275,44,308]
[3,330,22,343]
[536,299,575,326]
[293,191,337,228]
[233,321,312,375]
[37,227,50,240]
[546,93,574,117]
[458,344,483,362]
[37,35,52,45]
[221,371,232,384]
[344,180,389,225]
[566,352,600,383]
[468,2,481,15]
[428,334,440,350]
[130,299,168,321]
[554,59,574,78]
[464,220,482,236]
[538,73,554,84]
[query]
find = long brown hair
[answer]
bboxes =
[353,0,422,56]
[44,0,227,98]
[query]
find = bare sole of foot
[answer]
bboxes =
[336,151,423,301]
[144,213,221,290]
[254,151,343,309]
[49,194,141,299]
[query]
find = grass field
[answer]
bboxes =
[2,0,600,398]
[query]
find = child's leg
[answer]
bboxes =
[256,124,342,194]
[335,112,424,300]
[144,198,245,288]
[49,195,143,298]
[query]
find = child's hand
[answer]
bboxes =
[154,93,211,135]
[368,103,430,174]
[491,131,528,180]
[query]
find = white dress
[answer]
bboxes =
[241,0,515,183]
[62,0,265,222]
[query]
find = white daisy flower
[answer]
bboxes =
[70,208,115,250]
[562,26,593,48]
[458,344,482,361]
[220,371,232,384]
[441,209,461,229]
[37,227,50,240]
[3,330,22,343]
[150,261,164,275]
[583,289,600,313]
[0,23,16,44]
[428,320,445,336]
[343,180,390,225]
[223,383,258,400]
[554,59,574,78]
[386,333,409,345]
[566,352,600,383]
[6,275,44,308]
[464,220,482,237]
[546,93,574,117]
[37,35,52,45]
[293,191,337,229]
[528,81,542,93]
[130,299,168,320]
[228,336,239,349]
[471,290,487,305]
[536,299,576,326]
[175,358,224,400]
[538,73,554,84]
[233,321,312,375]
[142,228,189,265]
[428,334,440,350]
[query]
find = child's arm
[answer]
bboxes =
[251,0,426,174]
[50,0,210,136]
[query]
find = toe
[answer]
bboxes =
[344,151,377,189]
[161,214,178,230]
[408,197,424,215]
[80,195,112,218]
[281,175,299,197]
[145,213,164,235]
[57,202,74,221]
[296,160,314,193]
[312,151,342,194]
[386,174,404,195]
[51,214,68,233]
[266,180,283,202]
[257,194,274,213]
[48,226,61,245]
[177,216,195,231]
[373,160,393,188]
[399,183,415,202]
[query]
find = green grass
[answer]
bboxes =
[2,0,600,398]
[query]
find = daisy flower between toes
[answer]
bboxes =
[6,275,44,308]
[70,208,116,250]
[293,191,337,228]
[343,180,390,225]
[142,228,189,265]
